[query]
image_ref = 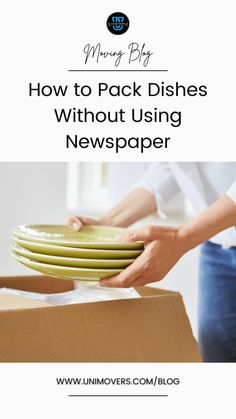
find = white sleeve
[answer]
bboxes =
[226,180,236,204]
[132,162,180,219]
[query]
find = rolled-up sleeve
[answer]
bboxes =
[132,163,180,219]
[226,180,236,204]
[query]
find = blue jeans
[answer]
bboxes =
[199,241,236,362]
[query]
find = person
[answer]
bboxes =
[67,163,236,362]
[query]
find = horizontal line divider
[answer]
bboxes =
[68,69,168,72]
[68,394,168,397]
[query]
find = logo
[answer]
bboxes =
[107,12,129,35]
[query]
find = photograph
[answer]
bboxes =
[1,162,235,363]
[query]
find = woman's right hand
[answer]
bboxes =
[67,215,100,231]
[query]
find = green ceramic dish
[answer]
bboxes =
[11,251,122,281]
[13,225,144,250]
[13,238,143,259]
[12,244,135,269]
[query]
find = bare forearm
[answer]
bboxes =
[99,188,157,227]
[100,195,236,288]
[180,195,236,250]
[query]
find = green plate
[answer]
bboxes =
[13,238,143,259]
[13,225,144,250]
[12,244,135,269]
[11,251,122,281]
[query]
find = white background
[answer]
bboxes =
[0,1,236,417]
[0,363,234,419]
[1,0,235,161]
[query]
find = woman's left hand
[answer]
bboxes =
[99,225,189,288]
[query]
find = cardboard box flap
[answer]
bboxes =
[136,285,178,298]
[0,294,52,310]
[0,292,202,362]
[0,275,74,294]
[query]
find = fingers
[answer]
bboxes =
[100,255,145,288]
[121,225,158,244]
[67,215,99,231]
[67,215,82,231]
[100,273,142,288]
[128,276,154,287]
[80,216,99,225]
[100,239,165,288]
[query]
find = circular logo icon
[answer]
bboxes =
[107,12,129,35]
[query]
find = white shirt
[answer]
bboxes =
[136,163,236,248]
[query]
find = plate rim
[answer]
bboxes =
[13,237,143,257]
[11,251,123,274]
[13,224,144,250]
[11,243,135,265]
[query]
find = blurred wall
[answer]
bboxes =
[0,163,67,276]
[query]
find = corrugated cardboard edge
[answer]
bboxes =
[0,275,74,294]
[0,294,52,311]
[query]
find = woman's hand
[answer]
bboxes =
[100,225,189,288]
[67,215,100,231]
[100,195,236,288]
[67,188,157,231]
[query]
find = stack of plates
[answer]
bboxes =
[11,225,144,281]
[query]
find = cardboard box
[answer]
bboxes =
[0,275,202,362]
